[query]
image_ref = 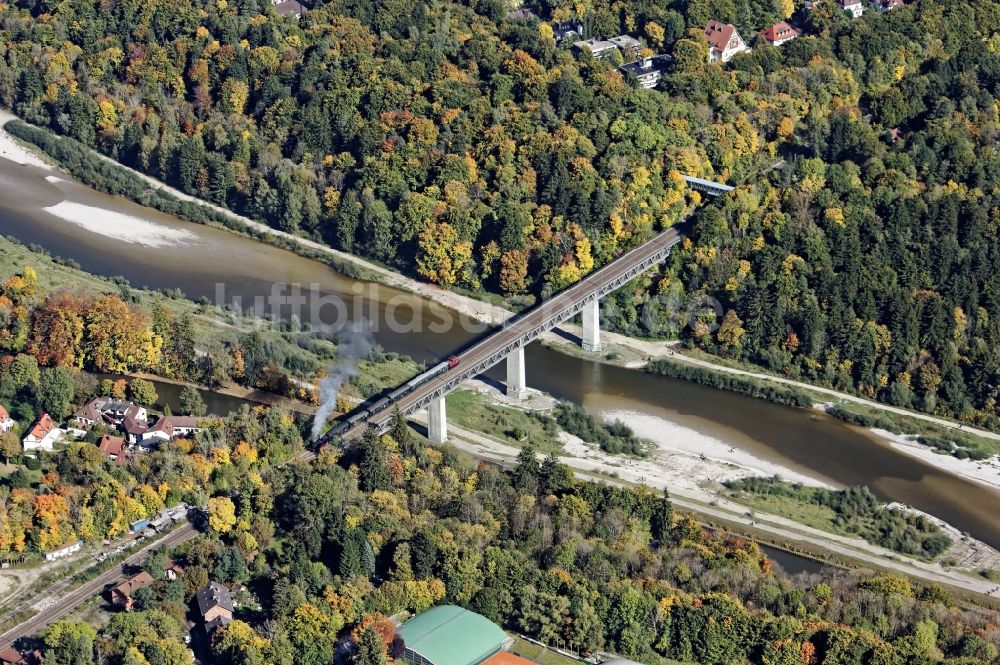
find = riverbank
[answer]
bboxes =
[875,428,1000,492]
[6,107,1000,555]
[421,393,1000,600]
[6,108,996,443]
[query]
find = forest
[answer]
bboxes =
[0,0,997,432]
[23,411,1000,665]
[2,0,997,430]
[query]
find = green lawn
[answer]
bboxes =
[727,493,842,535]
[509,636,585,665]
[446,390,562,454]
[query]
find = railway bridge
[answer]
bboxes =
[330,222,691,445]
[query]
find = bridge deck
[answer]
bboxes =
[335,225,687,442]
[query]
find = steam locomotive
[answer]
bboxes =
[325,355,461,439]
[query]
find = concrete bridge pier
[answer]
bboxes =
[506,346,526,399]
[427,396,447,443]
[582,299,602,353]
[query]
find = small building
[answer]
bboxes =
[702,20,750,63]
[165,558,185,581]
[43,539,82,562]
[872,0,902,11]
[273,0,306,17]
[22,413,60,452]
[506,7,536,20]
[130,518,150,534]
[759,21,800,47]
[398,605,509,665]
[0,405,15,433]
[608,35,642,59]
[841,0,864,18]
[111,571,155,610]
[141,415,203,447]
[0,648,26,665]
[551,20,583,44]
[97,434,126,461]
[197,581,234,633]
[573,38,619,60]
[619,55,671,89]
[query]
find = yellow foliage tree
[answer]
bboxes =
[208,496,238,533]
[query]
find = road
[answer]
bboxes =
[0,523,198,649]
[335,225,688,442]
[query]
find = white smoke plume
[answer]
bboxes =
[312,322,375,441]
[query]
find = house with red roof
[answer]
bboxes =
[0,404,14,433]
[97,434,126,460]
[111,571,155,610]
[22,413,61,452]
[702,20,750,63]
[759,21,800,47]
[0,647,26,665]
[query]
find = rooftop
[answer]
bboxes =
[573,38,618,54]
[26,413,55,440]
[619,54,671,76]
[98,434,125,457]
[114,571,154,597]
[703,19,738,52]
[398,605,507,665]
[197,581,235,616]
[759,21,799,42]
[273,0,305,16]
[482,652,536,665]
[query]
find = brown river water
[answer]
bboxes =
[2,157,999,548]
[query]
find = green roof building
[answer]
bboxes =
[398,605,509,665]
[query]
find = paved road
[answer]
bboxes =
[333,225,687,442]
[0,523,197,649]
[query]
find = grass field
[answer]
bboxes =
[509,636,586,665]
[446,390,562,454]
[727,493,843,536]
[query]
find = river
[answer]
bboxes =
[3,156,1000,549]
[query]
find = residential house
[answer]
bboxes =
[140,415,202,447]
[111,571,155,610]
[197,581,234,633]
[506,7,536,20]
[0,405,14,433]
[608,35,642,60]
[551,20,583,44]
[74,398,147,430]
[273,0,306,17]
[841,0,864,18]
[0,648,26,665]
[573,38,619,60]
[22,413,60,452]
[44,539,82,562]
[759,21,800,47]
[619,55,671,89]
[702,20,750,63]
[872,0,903,11]
[97,434,126,461]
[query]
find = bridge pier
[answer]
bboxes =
[427,396,447,443]
[506,347,526,400]
[582,299,602,353]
